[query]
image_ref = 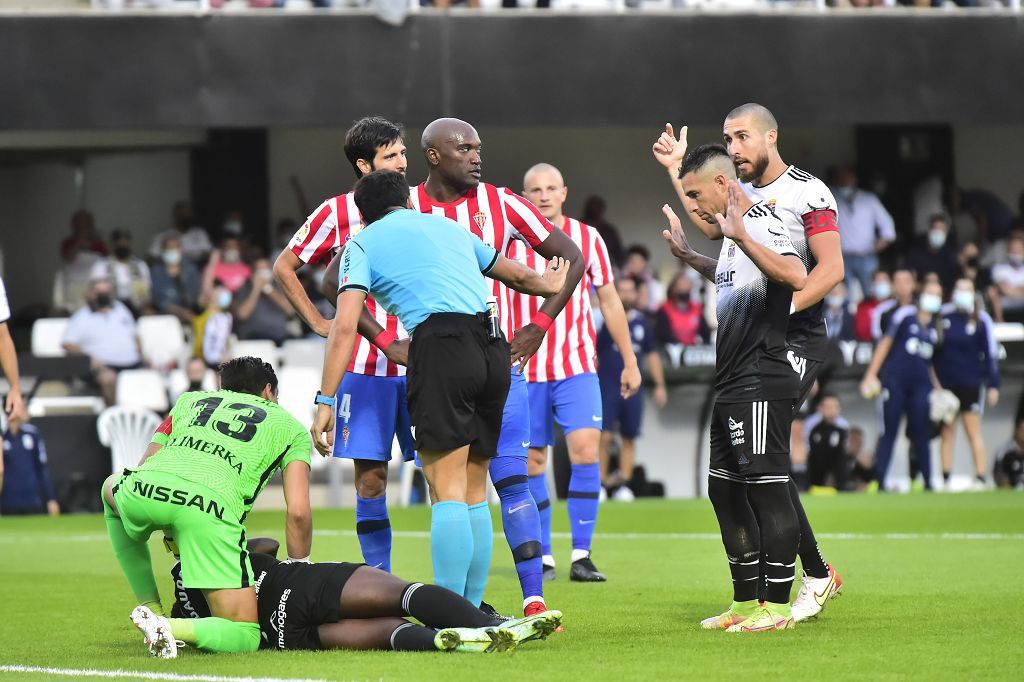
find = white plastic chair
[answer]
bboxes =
[31,318,69,357]
[167,367,218,401]
[279,338,326,369]
[97,405,164,474]
[115,369,170,412]
[137,315,187,369]
[276,365,318,428]
[231,340,280,368]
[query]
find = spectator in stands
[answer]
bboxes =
[871,268,916,340]
[193,281,233,368]
[221,209,247,241]
[0,411,59,516]
[232,258,296,345]
[991,236,1024,322]
[847,425,875,492]
[958,186,1014,244]
[59,210,106,263]
[150,235,203,323]
[0,277,25,424]
[54,211,106,314]
[203,236,251,293]
[655,272,709,346]
[823,281,856,342]
[944,185,978,247]
[855,270,891,342]
[830,165,896,301]
[993,420,1024,490]
[581,195,625,269]
[936,278,999,491]
[804,394,850,492]
[147,200,213,264]
[90,229,151,313]
[598,276,667,501]
[906,215,960,291]
[623,244,665,314]
[61,279,142,406]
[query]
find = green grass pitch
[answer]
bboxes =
[1,493,1022,681]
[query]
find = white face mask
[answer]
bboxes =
[1010,254,1024,267]
[953,290,975,312]
[256,268,273,281]
[920,293,942,314]
[162,249,182,266]
[928,230,947,249]
[224,219,243,236]
[223,249,241,264]
[217,290,232,309]
[873,281,892,300]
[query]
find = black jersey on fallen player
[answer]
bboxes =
[742,166,840,362]
[171,553,361,650]
[714,201,802,402]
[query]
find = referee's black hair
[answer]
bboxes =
[678,143,733,180]
[354,170,410,225]
[344,117,403,179]
[218,356,278,397]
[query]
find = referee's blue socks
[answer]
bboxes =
[464,501,493,607]
[490,456,544,604]
[430,501,473,597]
[355,495,392,572]
[528,472,553,557]
[568,463,601,553]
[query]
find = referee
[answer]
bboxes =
[311,170,568,605]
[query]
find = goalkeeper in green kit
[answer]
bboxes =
[101,357,313,658]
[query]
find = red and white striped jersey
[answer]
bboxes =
[410,182,553,340]
[289,192,407,378]
[508,218,613,382]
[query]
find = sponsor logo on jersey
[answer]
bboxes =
[166,434,243,474]
[473,211,488,229]
[728,416,745,446]
[787,350,808,379]
[716,269,735,286]
[271,588,292,649]
[131,479,225,520]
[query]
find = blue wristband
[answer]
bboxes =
[314,391,336,407]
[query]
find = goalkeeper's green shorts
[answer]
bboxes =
[112,469,253,591]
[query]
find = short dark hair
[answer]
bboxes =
[218,356,278,396]
[679,143,731,180]
[353,170,410,225]
[626,244,651,261]
[344,117,403,179]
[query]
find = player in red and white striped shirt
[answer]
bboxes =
[273,117,412,574]
[413,118,584,618]
[509,163,642,583]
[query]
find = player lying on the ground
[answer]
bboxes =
[161,536,562,655]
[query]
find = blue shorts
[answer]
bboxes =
[333,373,415,462]
[601,377,644,439]
[496,369,531,458]
[527,373,603,448]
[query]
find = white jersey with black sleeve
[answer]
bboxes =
[714,201,803,403]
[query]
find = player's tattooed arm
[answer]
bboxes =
[661,205,718,283]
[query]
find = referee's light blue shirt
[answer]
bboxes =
[339,209,499,335]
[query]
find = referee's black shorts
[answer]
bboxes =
[407,312,511,457]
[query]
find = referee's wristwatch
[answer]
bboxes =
[314,390,336,407]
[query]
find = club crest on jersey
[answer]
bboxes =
[342,426,350,446]
[727,241,737,260]
[767,199,777,214]
[291,224,309,244]
[473,211,488,229]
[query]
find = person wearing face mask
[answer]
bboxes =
[934,279,1000,491]
[906,215,961,292]
[860,281,945,491]
[822,281,855,343]
[655,272,710,346]
[202,237,252,294]
[233,258,296,345]
[192,281,234,368]
[62,279,143,405]
[90,229,151,313]
[855,271,892,342]
[827,166,896,302]
[150,236,202,324]
[148,201,213,264]
[991,236,1024,322]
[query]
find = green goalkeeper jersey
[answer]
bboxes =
[144,390,310,521]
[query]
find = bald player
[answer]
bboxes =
[511,163,644,582]
[652,104,844,622]
[411,119,584,618]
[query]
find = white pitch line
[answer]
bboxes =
[0,530,1021,544]
[0,665,331,682]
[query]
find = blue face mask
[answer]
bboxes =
[218,291,232,309]
[953,290,975,312]
[920,293,942,314]
[837,186,855,202]
[873,281,892,300]
[162,249,182,266]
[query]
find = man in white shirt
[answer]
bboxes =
[62,279,142,405]
[830,166,895,301]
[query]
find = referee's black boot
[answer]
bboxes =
[479,601,513,623]
[570,556,607,582]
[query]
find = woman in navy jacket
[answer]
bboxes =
[936,278,1000,490]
